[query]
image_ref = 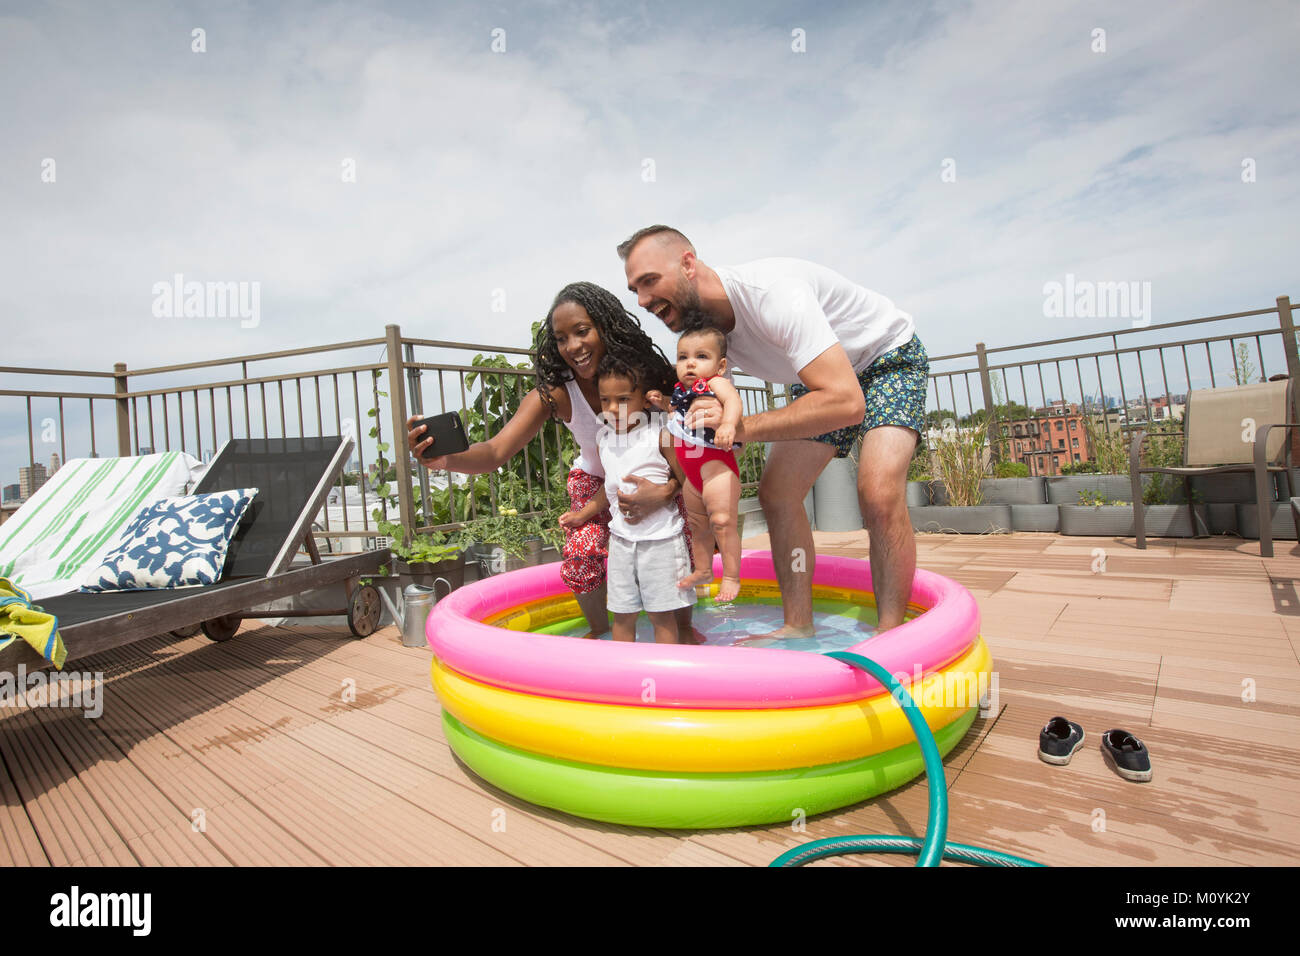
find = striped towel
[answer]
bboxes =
[0,451,202,600]
[0,578,66,669]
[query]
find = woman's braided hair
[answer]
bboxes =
[534,281,676,416]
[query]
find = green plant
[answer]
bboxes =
[459,506,540,559]
[1233,342,1259,386]
[905,439,931,482]
[738,440,767,495]
[1083,417,1130,474]
[1077,490,1129,506]
[1137,420,1185,504]
[929,425,987,506]
[378,518,463,565]
[993,461,1029,478]
[363,351,578,548]
[1060,460,1100,474]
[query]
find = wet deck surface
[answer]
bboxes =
[2,531,1297,866]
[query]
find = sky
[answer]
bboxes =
[2,0,1298,482]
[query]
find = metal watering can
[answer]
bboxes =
[378,580,452,648]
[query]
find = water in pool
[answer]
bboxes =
[546,597,879,654]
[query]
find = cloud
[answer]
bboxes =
[1,0,1297,480]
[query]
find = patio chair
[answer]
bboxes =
[0,436,389,671]
[1129,379,1300,556]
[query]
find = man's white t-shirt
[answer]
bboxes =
[714,258,915,385]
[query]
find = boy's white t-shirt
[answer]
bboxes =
[714,258,915,385]
[597,414,683,542]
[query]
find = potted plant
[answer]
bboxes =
[461,505,562,577]
[1058,490,1136,536]
[909,424,1011,534]
[905,442,931,507]
[459,469,567,577]
[1045,418,1137,505]
[1059,486,1207,537]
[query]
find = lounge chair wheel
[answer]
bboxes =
[169,624,202,638]
[201,614,242,642]
[348,584,382,638]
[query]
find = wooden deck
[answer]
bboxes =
[3,531,1298,867]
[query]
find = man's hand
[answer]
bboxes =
[406,415,448,470]
[616,475,675,523]
[684,397,745,443]
[683,394,720,430]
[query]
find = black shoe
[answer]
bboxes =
[1100,729,1153,782]
[1038,716,1085,765]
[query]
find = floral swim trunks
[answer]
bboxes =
[788,333,929,459]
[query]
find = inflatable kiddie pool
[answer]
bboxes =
[427,550,990,829]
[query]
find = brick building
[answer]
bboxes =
[1000,401,1093,476]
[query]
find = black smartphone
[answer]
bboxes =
[415,411,470,459]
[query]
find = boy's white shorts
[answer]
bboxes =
[606,533,697,613]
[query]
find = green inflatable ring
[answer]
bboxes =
[443,707,977,829]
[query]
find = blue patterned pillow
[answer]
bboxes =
[79,488,258,592]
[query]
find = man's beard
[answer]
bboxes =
[672,274,704,327]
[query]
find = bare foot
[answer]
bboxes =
[577,628,609,640]
[677,568,714,590]
[733,623,817,643]
[680,626,709,645]
[715,577,741,603]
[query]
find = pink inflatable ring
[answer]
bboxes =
[427,549,981,710]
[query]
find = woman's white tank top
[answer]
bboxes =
[563,377,606,478]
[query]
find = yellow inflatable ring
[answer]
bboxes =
[432,637,991,773]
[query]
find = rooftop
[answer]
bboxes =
[3,529,1295,867]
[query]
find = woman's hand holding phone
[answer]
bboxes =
[407,415,449,471]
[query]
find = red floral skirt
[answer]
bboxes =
[560,468,693,594]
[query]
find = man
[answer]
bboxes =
[617,225,928,636]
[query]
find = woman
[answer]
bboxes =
[407,281,696,640]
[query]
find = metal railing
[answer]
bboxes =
[924,295,1298,472]
[0,329,781,541]
[3,294,1294,534]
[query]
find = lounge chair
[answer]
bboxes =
[1129,379,1299,556]
[0,436,389,671]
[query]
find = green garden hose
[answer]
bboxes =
[769,649,1045,868]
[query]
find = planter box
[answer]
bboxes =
[1123,472,1266,506]
[930,477,1046,506]
[909,504,1012,534]
[906,482,930,507]
[1274,468,1300,502]
[763,444,817,531]
[738,496,764,539]
[1235,502,1300,540]
[732,491,813,539]
[392,557,466,592]
[812,457,862,532]
[376,557,467,627]
[1046,474,1141,505]
[1190,473,1261,504]
[466,539,543,579]
[1058,505,1133,536]
[1205,503,1239,536]
[1010,504,1060,533]
[1060,504,1207,537]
